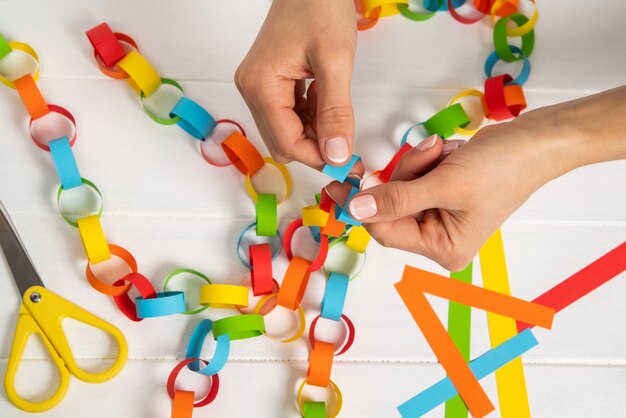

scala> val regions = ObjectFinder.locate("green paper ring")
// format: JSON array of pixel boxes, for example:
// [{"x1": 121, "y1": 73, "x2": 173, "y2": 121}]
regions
[
  {"x1": 323, "y1": 235, "x2": 367, "y2": 282},
  {"x1": 139, "y1": 78, "x2": 185, "y2": 125},
  {"x1": 493, "y1": 13, "x2": 535, "y2": 63},
  {"x1": 397, "y1": 0, "x2": 443, "y2": 21},
  {"x1": 163, "y1": 268, "x2": 213, "y2": 315},
  {"x1": 212, "y1": 314, "x2": 265, "y2": 341},
  {"x1": 56, "y1": 178, "x2": 104, "y2": 227}
]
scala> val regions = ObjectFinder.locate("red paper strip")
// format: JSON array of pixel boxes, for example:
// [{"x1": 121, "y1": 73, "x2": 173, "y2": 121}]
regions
[{"x1": 379, "y1": 143, "x2": 412, "y2": 183}]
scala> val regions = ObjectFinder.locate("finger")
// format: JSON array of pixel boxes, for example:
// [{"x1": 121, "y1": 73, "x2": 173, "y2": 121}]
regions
[
  {"x1": 390, "y1": 134, "x2": 444, "y2": 182},
  {"x1": 311, "y1": 52, "x2": 355, "y2": 166}
]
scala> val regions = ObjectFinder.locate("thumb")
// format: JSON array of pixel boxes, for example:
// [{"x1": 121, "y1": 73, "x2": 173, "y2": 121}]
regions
[
  {"x1": 313, "y1": 57, "x2": 355, "y2": 166},
  {"x1": 347, "y1": 175, "x2": 444, "y2": 223}
]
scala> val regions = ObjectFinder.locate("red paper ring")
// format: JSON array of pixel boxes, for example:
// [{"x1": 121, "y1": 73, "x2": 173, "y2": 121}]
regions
[
  {"x1": 309, "y1": 314, "x2": 356, "y2": 356},
  {"x1": 448, "y1": 0, "x2": 485, "y2": 24},
  {"x1": 85, "y1": 244, "x2": 137, "y2": 296},
  {"x1": 167, "y1": 358, "x2": 220, "y2": 407},
  {"x1": 112, "y1": 272, "x2": 158, "y2": 322},
  {"x1": 94, "y1": 33, "x2": 139, "y2": 80},
  {"x1": 28, "y1": 104, "x2": 77, "y2": 152},
  {"x1": 200, "y1": 119, "x2": 246, "y2": 168},
  {"x1": 283, "y1": 218, "x2": 329, "y2": 273}
]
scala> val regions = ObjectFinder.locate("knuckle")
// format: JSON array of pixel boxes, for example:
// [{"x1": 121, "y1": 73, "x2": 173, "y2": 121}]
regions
[
  {"x1": 271, "y1": 143, "x2": 293, "y2": 162},
  {"x1": 317, "y1": 105, "x2": 353, "y2": 127},
  {"x1": 386, "y1": 184, "x2": 411, "y2": 217}
]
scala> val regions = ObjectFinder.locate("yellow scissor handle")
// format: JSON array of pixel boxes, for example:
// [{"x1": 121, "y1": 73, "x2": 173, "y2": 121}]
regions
[
  {"x1": 22, "y1": 286, "x2": 128, "y2": 383},
  {"x1": 4, "y1": 305, "x2": 71, "y2": 412}
]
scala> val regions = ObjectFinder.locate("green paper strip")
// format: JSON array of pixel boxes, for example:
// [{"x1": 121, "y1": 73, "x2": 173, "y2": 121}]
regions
[
  {"x1": 423, "y1": 103, "x2": 470, "y2": 139},
  {"x1": 397, "y1": 0, "x2": 442, "y2": 21},
  {"x1": 256, "y1": 193, "x2": 277, "y2": 236},
  {"x1": 0, "y1": 34, "x2": 12, "y2": 59},
  {"x1": 315, "y1": 193, "x2": 321, "y2": 205},
  {"x1": 140, "y1": 78, "x2": 184, "y2": 125},
  {"x1": 493, "y1": 13, "x2": 535, "y2": 63},
  {"x1": 444, "y1": 262, "x2": 473, "y2": 418},
  {"x1": 303, "y1": 401, "x2": 327, "y2": 417},
  {"x1": 212, "y1": 314, "x2": 265, "y2": 341}
]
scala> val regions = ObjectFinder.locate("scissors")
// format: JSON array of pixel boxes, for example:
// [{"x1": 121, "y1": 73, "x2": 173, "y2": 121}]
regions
[{"x1": 0, "y1": 202, "x2": 127, "y2": 412}]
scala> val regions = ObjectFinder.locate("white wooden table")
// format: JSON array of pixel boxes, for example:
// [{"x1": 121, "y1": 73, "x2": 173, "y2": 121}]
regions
[{"x1": 0, "y1": 1, "x2": 625, "y2": 417}]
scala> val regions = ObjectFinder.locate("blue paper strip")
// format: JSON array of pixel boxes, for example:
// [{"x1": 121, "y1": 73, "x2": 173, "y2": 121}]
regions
[
  {"x1": 49, "y1": 136, "x2": 82, "y2": 190},
  {"x1": 185, "y1": 319, "x2": 231, "y2": 376},
  {"x1": 484, "y1": 46, "x2": 531, "y2": 86},
  {"x1": 170, "y1": 96, "x2": 217, "y2": 140},
  {"x1": 321, "y1": 272, "x2": 349, "y2": 321},
  {"x1": 397, "y1": 329, "x2": 538, "y2": 417},
  {"x1": 336, "y1": 186, "x2": 362, "y2": 226},
  {"x1": 322, "y1": 154, "x2": 361, "y2": 183},
  {"x1": 136, "y1": 291, "x2": 186, "y2": 318}
]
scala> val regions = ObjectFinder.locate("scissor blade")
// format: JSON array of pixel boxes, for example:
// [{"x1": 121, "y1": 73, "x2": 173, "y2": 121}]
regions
[{"x1": 0, "y1": 202, "x2": 44, "y2": 297}]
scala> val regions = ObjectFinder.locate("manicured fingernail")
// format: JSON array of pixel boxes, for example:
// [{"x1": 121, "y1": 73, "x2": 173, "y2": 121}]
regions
[
  {"x1": 416, "y1": 134, "x2": 439, "y2": 151},
  {"x1": 348, "y1": 173, "x2": 363, "y2": 180},
  {"x1": 325, "y1": 137, "x2": 350, "y2": 163},
  {"x1": 442, "y1": 142, "x2": 459, "y2": 155},
  {"x1": 349, "y1": 194, "x2": 377, "y2": 220}
]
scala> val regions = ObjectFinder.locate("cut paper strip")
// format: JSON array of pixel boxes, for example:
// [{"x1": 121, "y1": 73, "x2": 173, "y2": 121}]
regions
[
  {"x1": 322, "y1": 154, "x2": 361, "y2": 183},
  {"x1": 425, "y1": 0, "x2": 463, "y2": 10},
  {"x1": 336, "y1": 187, "x2": 362, "y2": 226},
  {"x1": 503, "y1": 84, "x2": 527, "y2": 116},
  {"x1": 0, "y1": 34, "x2": 11, "y2": 59},
  {"x1": 249, "y1": 243, "x2": 274, "y2": 296},
  {"x1": 162, "y1": 268, "x2": 212, "y2": 315},
  {"x1": 0, "y1": 40, "x2": 41, "y2": 88},
  {"x1": 93, "y1": 32, "x2": 139, "y2": 80},
  {"x1": 309, "y1": 314, "x2": 356, "y2": 356},
  {"x1": 253, "y1": 293, "x2": 306, "y2": 343},
  {"x1": 445, "y1": 262, "x2": 473, "y2": 418},
  {"x1": 245, "y1": 157, "x2": 292, "y2": 203},
  {"x1": 494, "y1": 13, "x2": 535, "y2": 62},
  {"x1": 277, "y1": 256, "x2": 312, "y2": 310},
  {"x1": 394, "y1": 266, "x2": 555, "y2": 417},
  {"x1": 136, "y1": 291, "x2": 186, "y2": 318},
  {"x1": 484, "y1": 46, "x2": 531, "y2": 86},
  {"x1": 323, "y1": 235, "x2": 367, "y2": 282},
  {"x1": 448, "y1": 0, "x2": 485, "y2": 24},
  {"x1": 76, "y1": 215, "x2": 111, "y2": 264},
  {"x1": 112, "y1": 273, "x2": 158, "y2": 322},
  {"x1": 490, "y1": 0, "x2": 519, "y2": 16},
  {"x1": 256, "y1": 194, "x2": 278, "y2": 236},
  {"x1": 283, "y1": 218, "x2": 329, "y2": 272},
  {"x1": 86, "y1": 244, "x2": 136, "y2": 296},
  {"x1": 321, "y1": 272, "x2": 349, "y2": 321},
  {"x1": 167, "y1": 358, "x2": 220, "y2": 407},
  {"x1": 297, "y1": 378, "x2": 343, "y2": 418},
  {"x1": 200, "y1": 119, "x2": 245, "y2": 167},
  {"x1": 492, "y1": 0, "x2": 538, "y2": 36},
  {"x1": 57, "y1": 177, "x2": 103, "y2": 227},
  {"x1": 29, "y1": 104, "x2": 77, "y2": 152},
  {"x1": 199, "y1": 284, "x2": 249, "y2": 308},
  {"x1": 518, "y1": 241, "x2": 626, "y2": 331},
  {"x1": 479, "y1": 228, "x2": 531, "y2": 418},
  {"x1": 484, "y1": 74, "x2": 521, "y2": 121},
  {"x1": 423, "y1": 103, "x2": 470, "y2": 139},
  {"x1": 303, "y1": 401, "x2": 326, "y2": 418},
  {"x1": 49, "y1": 137, "x2": 82, "y2": 190},
  {"x1": 321, "y1": 205, "x2": 347, "y2": 237},
  {"x1": 397, "y1": 0, "x2": 441, "y2": 21},
  {"x1": 302, "y1": 205, "x2": 330, "y2": 227},
  {"x1": 362, "y1": 0, "x2": 407, "y2": 17},
  {"x1": 379, "y1": 143, "x2": 411, "y2": 183},
  {"x1": 13, "y1": 74, "x2": 49, "y2": 120},
  {"x1": 141, "y1": 78, "x2": 185, "y2": 125},
  {"x1": 307, "y1": 341, "x2": 335, "y2": 387},
  {"x1": 222, "y1": 131, "x2": 265, "y2": 176},
  {"x1": 185, "y1": 319, "x2": 231, "y2": 377},
  {"x1": 171, "y1": 390, "x2": 194, "y2": 418},
  {"x1": 116, "y1": 50, "x2": 162, "y2": 96},
  {"x1": 170, "y1": 96, "x2": 216, "y2": 140},
  {"x1": 397, "y1": 329, "x2": 538, "y2": 418},
  {"x1": 236, "y1": 222, "x2": 283, "y2": 268},
  {"x1": 319, "y1": 188, "x2": 333, "y2": 212},
  {"x1": 85, "y1": 23, "x2": 126, "y2": 68},
  {"x1": 345, "y1": 225, "x2": 370, "y2": 253},
  {"x1": 448, "y1": 89, "x2": 486, "y2": 136},
  {"x1": 212, "y1": 314, "x2": 265, "y2": 341}
]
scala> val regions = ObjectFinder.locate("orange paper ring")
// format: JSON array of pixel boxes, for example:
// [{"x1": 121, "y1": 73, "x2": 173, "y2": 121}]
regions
[
  {"x1": 13, "y1": 74, "x2": 49, "y2": 120},
  {"x1": 503, "y1": 84, "x2": 527, "y2": 115},
  {"x1": 307, "y1": 340, "x2": 335, "y2": 387},
  {"x1": 85, "y1": 244, "x2": 138, "y2": 296},
  {"x1": 277, "y1": 256, "x2": 311, "y2": 310},
  {"x1": 95, "y1": 33, "x2": 139, "y2": 80},
  {"x1": 221, "y1": 131, "x2": 265, "y2": 176}
]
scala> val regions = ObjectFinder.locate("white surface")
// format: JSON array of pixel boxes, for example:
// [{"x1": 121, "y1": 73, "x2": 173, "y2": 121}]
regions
[{"x1": 0, "y1": 1, "x2": 625, "y2": 417}]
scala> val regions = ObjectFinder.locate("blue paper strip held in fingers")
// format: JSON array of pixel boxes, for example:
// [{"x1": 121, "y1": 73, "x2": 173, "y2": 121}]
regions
[
  {"x1": 185, "y1": 319, "x2": 231, "y2": 376},
  {"x1": 170, "y1": 96, "x2": 217, "y2": 140},
  {"x1": 136, "y1": 291, "x2": 186, "y2": 318},
  {"x1": 321, "y1": 272, "x2": 349, "y2": 321},
  {"x1": 49, "y1": 136, "x2": 82, "y2": 189},
  {"x1": 322, "y1": 154, "x2": 361, "y2": 183},
  {"x1": 397, "y1": 329, "x2": 538, "y2": 418}
]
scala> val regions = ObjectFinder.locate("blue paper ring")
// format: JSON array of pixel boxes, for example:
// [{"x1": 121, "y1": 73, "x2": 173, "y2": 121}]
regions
[
  {"x1": 484, "y1": 46, "x2": 531, "y2": 86},
  {"x1": 185, "y1": 319, "x2": 231, "y2": 376},
  {"x1": 322, "y1": 154, "x2": 362, "y2": 183},
  {"x1": 135, "y1": 291, "x2": 186, "y2": 318},
  {"x1": 236, "y1": 222, "x2": 283, "y2": 268},
  {"x1": 169, "y1": 96, "x2": 217, "y2": 140},
  {"x1": 49, "y1": 136, "x2": 82, "y2": 190},
  {"x1": 321, "y1": 272, "x2": 349, "y2": 321}
]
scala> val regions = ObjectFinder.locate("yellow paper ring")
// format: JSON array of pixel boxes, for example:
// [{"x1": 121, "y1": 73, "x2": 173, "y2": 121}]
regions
[
  {"x1": 297, "y1": 378, "x2": 343, "y2": 418},
  {"x1": 116, "y1": 50, "x2": 162, "y2": 97},
  {"x1": 362, "y1": 0, "x2": 407, "y2": 17},
  {"x1": 491, "y1": 0, "x2": 538, "y2": 37},
  {"x1": 253, "y1": 293, "x2": 305, "y2": 343},
  {"x1": 199, "y1": 283, "x2": 249, "y2": 309},
  {"x1": 245, "y1": 157, "x2": 292, "y2": 204},
  {"x1": 0, "y1": 42, "x2": 41, "y2": 89},
  {"x1": 447, "y1": 89, "x2": 486, "y2": 136}
]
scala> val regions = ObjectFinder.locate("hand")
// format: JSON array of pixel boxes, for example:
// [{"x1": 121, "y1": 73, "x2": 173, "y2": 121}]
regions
[
  {"x1": 235, "y1": 0, "x2": 363, "y2": 174},
  {"x1": 328, "y1": 116, "x2": 569, "y2": 271}
]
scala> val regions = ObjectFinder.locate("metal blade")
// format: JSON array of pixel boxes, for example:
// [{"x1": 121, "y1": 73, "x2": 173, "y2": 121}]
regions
[{"x1": 0, "y1": 201, "x2": 44, "y2": 296}]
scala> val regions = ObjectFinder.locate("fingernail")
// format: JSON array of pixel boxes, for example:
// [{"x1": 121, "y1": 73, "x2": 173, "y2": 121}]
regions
[
  {"x1": 349, "y1": 194, "x2": 377, "y2": 220},
  {"x1": 442, "y1": 142, "x2": 459, "y2": 155},
  {"x1": 325, "y1": 137, "x2": 350, "y2": 163},
  {"x1": 348, "y1": 173, "x2": 363, "y2": 180},
  {"x1": 416, "y1": 134, "x2": 439, "y2": 151}
]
